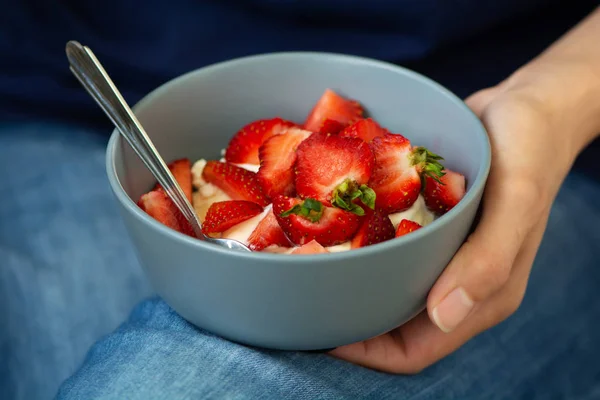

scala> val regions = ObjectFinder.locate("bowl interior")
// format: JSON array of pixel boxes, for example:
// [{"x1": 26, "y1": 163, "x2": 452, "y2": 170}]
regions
[{"x1": 112, "y1": 53, "x2": 488, "y2": 214}]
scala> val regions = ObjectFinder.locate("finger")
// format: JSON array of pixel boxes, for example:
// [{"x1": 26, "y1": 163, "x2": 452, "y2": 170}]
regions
[
  {"x1": 426, "y1": 175, "x2": 542, "y2": 334},
  {"x1": 331, "y1": 222, "x2": 545, "y2": 374},
  {"x1": 464, "y1": 217, "x2": 548, "y2": 331},
  {"x1": 465, "y1": 87, "x2": 502, "y2": 117},
  {"x1": 329, "y1": 311, "x2": 429, "y2": 375},
  {"x1": 330, "y1": 304, "x2": 488, "y2": 374}
]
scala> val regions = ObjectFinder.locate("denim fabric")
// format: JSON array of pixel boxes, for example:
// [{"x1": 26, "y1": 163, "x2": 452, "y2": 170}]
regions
[
  {"x1": 1, "y1": 123, "x2": 600, "y2": 399},
  {"x1": 55, "y1": 169, "x2": 600, "y2": 400},
  {"x1": 0, "y1": 123, "x2": 153, "y2": 400}
]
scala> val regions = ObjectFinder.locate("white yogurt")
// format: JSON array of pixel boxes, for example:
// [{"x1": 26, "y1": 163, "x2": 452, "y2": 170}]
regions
[
  {"x1": 222, "y1": 205, "x2": 271, "y2": 243},
  {"x1": 191, "y1": 159, "x2": 231, "y2": 222},
  {"x1": 234, "y1": 163, "x2": 260, "y2": 173},
  {"x1": 388, "y1": 195, "x2": 435, "y2": 229},
  {"x1": 191, "y1": 159, "x2": 208, "y2": 187}
]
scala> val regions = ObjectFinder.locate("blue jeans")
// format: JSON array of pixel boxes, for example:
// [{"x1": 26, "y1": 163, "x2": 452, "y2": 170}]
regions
[{"x1": 2, "y1": 123, "x2": 599, "y2": 400}]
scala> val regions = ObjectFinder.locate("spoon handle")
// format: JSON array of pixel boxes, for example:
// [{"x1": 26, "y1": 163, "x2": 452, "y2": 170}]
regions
[{"x1": 65, "y1": 40, "x2": 204, "y2": 238}]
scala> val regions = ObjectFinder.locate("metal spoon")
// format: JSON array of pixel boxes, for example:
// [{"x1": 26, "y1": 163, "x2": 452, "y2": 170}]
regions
[{"x1": 65, "y1": 40, "x2": 251, "y2": 252}]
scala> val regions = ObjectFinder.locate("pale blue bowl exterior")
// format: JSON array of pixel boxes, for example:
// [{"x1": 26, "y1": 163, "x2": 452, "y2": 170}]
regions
[{"x1": 106, "y1": 52, "x2": 490, "y2": 350}]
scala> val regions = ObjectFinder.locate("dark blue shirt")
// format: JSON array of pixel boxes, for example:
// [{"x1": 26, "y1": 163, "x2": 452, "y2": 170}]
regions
[{"x1": 1, "y1": 0, "x2": 597, "y2": 171}]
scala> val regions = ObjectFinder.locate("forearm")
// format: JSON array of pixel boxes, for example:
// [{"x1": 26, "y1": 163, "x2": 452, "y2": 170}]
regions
[{"x1": 501, "y1": 6, "x2": 600, "y2": 155}]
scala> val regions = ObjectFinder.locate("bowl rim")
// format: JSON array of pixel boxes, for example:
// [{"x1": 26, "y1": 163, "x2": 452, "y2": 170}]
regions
[{"x1": 105, "y1": 51, "x2": 491, "y2": 263}]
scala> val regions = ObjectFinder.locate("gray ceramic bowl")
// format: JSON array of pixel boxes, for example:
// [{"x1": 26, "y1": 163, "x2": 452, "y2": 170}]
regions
[{"x1": 106, "y1": 52, "x2": 490, "y2": 351}]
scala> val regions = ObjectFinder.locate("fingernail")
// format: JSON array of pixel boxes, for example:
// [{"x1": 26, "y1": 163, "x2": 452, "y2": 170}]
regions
[{"x1": 431, "y1": 287, "x2": 474, "y2": 333}]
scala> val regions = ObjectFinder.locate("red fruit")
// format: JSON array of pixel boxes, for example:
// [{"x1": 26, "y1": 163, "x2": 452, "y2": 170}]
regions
[
  {"x1": 395, "y1": 219, "x2": 423, "y2": 237},
  {"x1": 247, "y1": 209, "x2": 292, "y2": 251},
  {"x1": 351, "y1": 209, "x2": 395, "y2": 249},
  {"x1": 257, "y1": 127, "x2": 312, "y2": 198},
  {"x1": 224, "y1": 118, "x2": 297, "y2": 165},
  {"x1": 154, "y1": 158, "x2": 193, "y2": 202},
  {"x1": 318, "y1": 119, "x2": 346, "y2": 134},
  {"x1": 273, "y1": 196, "x2": 361, "y2": 247},
  {"x1": 339, "y1": 118, "x2": 389, "y2": 143},
  {"x1": 369, "y1": 133, "x2": 445, "y2": 213},
  {"x1": 291, "y1": 240, "x2": 329, "y2": 255},
  {"x1": 295, "y1": 133, "x2": 376, "y2": 215},
  {"x1": 202, "y1": 161, "x2": 270, "y2": 206},
  {"x1": 202, "y1": 200, "x2": 263, "y2": 234},
  {"x1": 423, "y1": 169, "x2": 466, "y2": 215},
  {"x1": 304, "y1": 89, "x2": 363, "y2": 132},
  {"x1": 369, "y1": 134, "x2": 419, "y2": 213},
  {"x1": 138, "y1": 190, "x2": 194, "y2": 237}
]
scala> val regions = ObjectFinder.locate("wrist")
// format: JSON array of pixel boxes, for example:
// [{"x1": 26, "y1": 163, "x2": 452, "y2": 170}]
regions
[{"x1": 500, "y1": 58, "x2": 600, "y2": 156}]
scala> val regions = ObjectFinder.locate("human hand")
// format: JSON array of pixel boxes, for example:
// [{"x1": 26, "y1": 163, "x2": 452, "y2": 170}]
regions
[{"x1": 330, "y1": 82, "x2": 581, "y2": 373}]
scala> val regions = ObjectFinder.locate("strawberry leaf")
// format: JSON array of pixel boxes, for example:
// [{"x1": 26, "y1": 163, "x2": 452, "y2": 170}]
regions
[
  {"x1": 281, "y1": 198, "x2": 324, "y2": 223},
  {"x1": 334, "y1": 190, "x2": 365, "y2": 216},
  {"x1": 422, "y1": 164, "x2": 446, "y2": 186},
  {"x1": 347, "y1": 202, "x2": 366, "y2": 216},
  {"x1": 331, "y1": 179, "x2": 376, "y2": 216},
  {"x1": 411, "y1": 146, "x2": 446, "y2": 188},
  {"x1": 358, "y1": 185, "x2": 376, "y2": 210},
  {"x1": 334, "y1": 192, "x2": 350, "y2": 210}
]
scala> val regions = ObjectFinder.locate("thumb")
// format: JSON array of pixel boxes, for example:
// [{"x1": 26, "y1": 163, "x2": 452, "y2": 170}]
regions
[
  {"x1": 426, "y1": 177, "x2": 540, "y2": 333},
  {"x1": 465, "y1": 86, "x2": 503, "y2": 117}
]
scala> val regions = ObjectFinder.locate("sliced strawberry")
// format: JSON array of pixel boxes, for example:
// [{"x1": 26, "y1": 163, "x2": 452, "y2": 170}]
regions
[
  {"x1": 395, "y1": 219, "x2": 423, "y2": 237},
  {"x1": 202, "y1": 161, "x2": 270, "y2": 206},
  {"x1": 291, "y1": 240, "x2": 329, "y2": 255},
  {"x1": 351, "y1": 209, "x2": 395, "y2": 249},
  {"x1": 247, "y1": 209, "x2": 292, "y2": 251},
  {"x1": 224, "y1": 118, "x2": 297, "y2": 165},
  {"x1": 202, "y1": 200, "x2": 263, "y2": 234},
  {"x1": 339, "y1": 118, "x2": 389, "y2": 143},
  {"x1": 154, "y1": 158, "x2": 193, "y2": 202},
  {"x1": 369, "y1": 134, "x2": 420, "y2": 213},
  {"x1": 423, "y1": 169, "x2": 466, "y2": 215},
  {"x1": 138, "y1": 190, "x2": 194, "y2": 237},
  {"x1": 318, "y1": 119, "x2": 346, "y2": 134},
  {"x1": 369, "y1": 133, "x2": 445, "y2": 213},
  {"x1": 304, "y1": 89, "x2": 363, "y2": 132},
  {"x1": 273, "y1": 196, "x2": 361, "y2": 247},
  {"x1": 295, "y1": 133, "x2": 376, "y2": 215},
  {"x1": 257, "y1": 127, "x2": 312, "y2": 198}
]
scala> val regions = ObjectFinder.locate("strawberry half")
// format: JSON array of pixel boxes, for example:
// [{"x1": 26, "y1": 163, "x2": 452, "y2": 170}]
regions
[
  {"x1": 350, "y1": 208, "x2": 395, "y2": 249},
  {"x1": 423, "y1": 169, "x2": 466, "y2": 215},
  {"x1": 339, "y1": 118, "x2": 389, "y2": 143},
  {"x1": 202, "y1": 200, "x2": 263, "y2": 234},
  {"x1": 247, "y1": 209, "x2": 292, "y2": 251},
  {"x1": 154, "y1": 158, "x2": 193, "y2": 202},
  {"x1": 369, "y1": 133, "x2": 445, "y2": 214},
  {"x1": 304, "y1": 89, "x2": 363, "y2": 132},
  {"x1": 273, "y1": 196, "x2": 361, "y2": 247},
  {"x1": 225, "y1": 118, "x2": 297, "y2": 165},
  {"x1": 138, "y1": 190, "x2": 194, "y2": 237},
  {"x1": 291, "y1": 240, "x2": 329, "y2": 255},
  {"x1": 395, "y1": 219, "x2": 423, "y2": 237},
  {"x1": 257, "y1": 127, "x2": 312, "y2": 198},
  {"x1": 318, "y1": 119, "x2": 346, "y2": 134},
  {"x1": 295, "y1": 133, "x2": 376, "y2": 215},
  {"x1": 202, "y1": 161, "x2": 270, "y2": 206}
]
